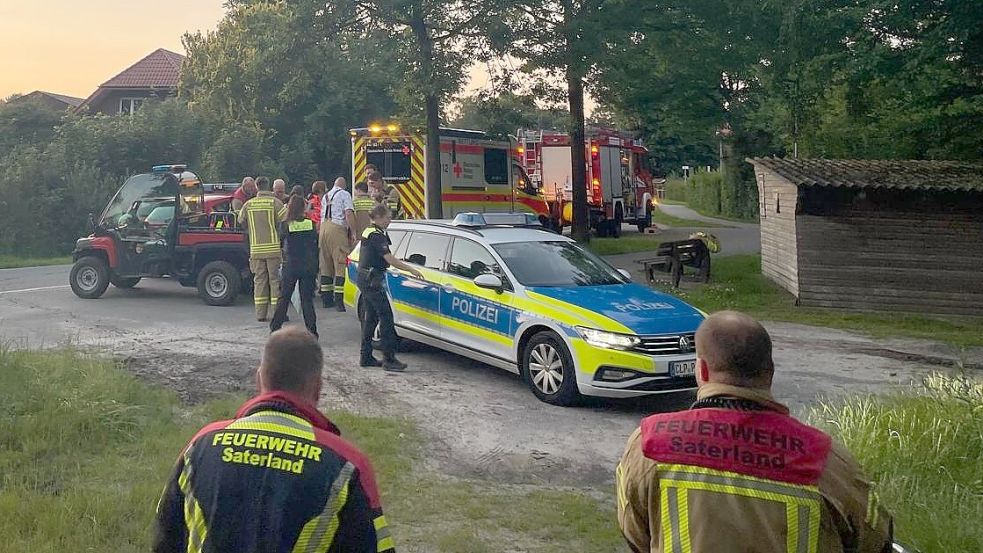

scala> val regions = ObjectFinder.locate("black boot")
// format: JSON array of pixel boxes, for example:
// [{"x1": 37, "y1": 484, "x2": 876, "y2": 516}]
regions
[
  {"x1": 335, "y1": 293, "x2": 346, "y2": 312},
  {"x1": 382, "y1": 357, "x2": 407, "y2": 372},
  {"x1": 360, "y1": 356, "x2": 382, "y2": 367}
]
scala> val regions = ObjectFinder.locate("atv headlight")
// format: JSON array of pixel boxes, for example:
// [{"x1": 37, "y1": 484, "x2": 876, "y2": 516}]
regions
[{"x1": 576, "y1": 327, "x2": 641, "y2": 350}]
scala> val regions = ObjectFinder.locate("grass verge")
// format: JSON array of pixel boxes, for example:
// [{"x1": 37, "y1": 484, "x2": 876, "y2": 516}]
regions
[
  {"x1": 659, "y1": 255, "x2": 983, "y2": 348},
  {"x1": 813, "y1": 373, "x2": 983, "y2": 552},
  {"x1": 649, "y1": 204, "x2": 723, "y2": 228},
  {"x1": 0, "y1": 255, "x2": 72, "y2": 269},
  {"x1": 0, "y1": 347, "x2": 621, "y2": 553}
]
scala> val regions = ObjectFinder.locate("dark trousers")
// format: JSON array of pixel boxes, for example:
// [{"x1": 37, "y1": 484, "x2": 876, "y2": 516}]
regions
[
  {"x1": 358, "y1": 274, "x2": 397, "y2": 361},
  {"x1": 271, "y1": 268, "x2": 317, "y2": 336}
]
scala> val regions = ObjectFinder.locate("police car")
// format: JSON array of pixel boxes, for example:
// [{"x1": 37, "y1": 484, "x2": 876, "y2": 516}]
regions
[{"x1": 344, "y1": 213, "x2": 705, "y2": 406}]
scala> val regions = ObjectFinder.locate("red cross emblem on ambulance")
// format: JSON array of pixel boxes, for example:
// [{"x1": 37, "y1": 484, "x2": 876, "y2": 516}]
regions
[{"x1": 453, "y1": 162, "x2": 463, "y2": 178}]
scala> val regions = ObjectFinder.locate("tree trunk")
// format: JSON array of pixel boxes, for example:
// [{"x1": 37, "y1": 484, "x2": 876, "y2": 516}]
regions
[
  {"x1": 410, "y1": 12, "x2": 443, "y2": 219},
  {"x1": 423, "y1": 94, "x2": 442, "y2": 219},
  {"x1": 567, "y1": 66, "x2": 589, "y2": 242}
]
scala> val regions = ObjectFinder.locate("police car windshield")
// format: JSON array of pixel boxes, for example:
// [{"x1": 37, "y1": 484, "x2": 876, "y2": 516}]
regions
[{"x1": 493, "y1": 241, "x2": 627, "y2": 287}]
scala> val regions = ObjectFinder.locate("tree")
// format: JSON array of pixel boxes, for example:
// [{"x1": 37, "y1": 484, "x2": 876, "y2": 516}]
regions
[
  {"x1": 0, "y1": 96, "x2": 67, "y2": 161},
  {"x1": 336, "y1": 0, "x2": 500, "y2": 219},
  {"x1": 502, "y1": 0, "x2": 617, "y2": 241},
  {"x1": 451, "y1": 90, "x2": 568, "y2": 139},
  {"x1": 182, "y1": 1, "x2": 403, "y2": 182}
]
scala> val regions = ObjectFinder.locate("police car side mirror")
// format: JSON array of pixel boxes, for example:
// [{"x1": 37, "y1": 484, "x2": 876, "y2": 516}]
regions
[
  {"x1": 617, "y1": 268, "x2": 633, "y2": 282},
  {"x1": 474, "y1": 273, "x2": 504, "y2": 293}
]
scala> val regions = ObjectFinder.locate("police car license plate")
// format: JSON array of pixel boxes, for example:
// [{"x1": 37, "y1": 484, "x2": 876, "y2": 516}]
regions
[{"x1": 670, "y1": 360, "x2": 696, "y2": 377}]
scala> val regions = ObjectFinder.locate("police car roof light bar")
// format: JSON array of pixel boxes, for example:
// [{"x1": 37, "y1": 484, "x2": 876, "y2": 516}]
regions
[
  {"x1": 152, "y1": 164, "x2": 188, "y2": 174},
  {"x1": 452, "y1": 213, "x2": 487, "y2": 227}
]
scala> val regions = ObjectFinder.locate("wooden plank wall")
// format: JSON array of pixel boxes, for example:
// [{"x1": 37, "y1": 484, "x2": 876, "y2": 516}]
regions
[
  {"x1": 755, "y1": 168, "x2": 800, "y2": 296},
  {"x1": 796, "y1": 206, "x2": 983, "y2": 316}
]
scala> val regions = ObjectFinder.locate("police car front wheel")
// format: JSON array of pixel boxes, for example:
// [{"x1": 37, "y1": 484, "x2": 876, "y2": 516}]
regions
[{"x1": 522, "y1": 332, "x2": 581, "y2": 406}]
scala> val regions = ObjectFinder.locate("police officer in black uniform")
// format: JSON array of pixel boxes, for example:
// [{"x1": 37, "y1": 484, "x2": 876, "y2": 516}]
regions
[
  {"x1": 358, "y1": 204, "x2": 422, "y2": 371},
  {"x1": 270, "y1": 194, "x2": 319, "y2": 337}
]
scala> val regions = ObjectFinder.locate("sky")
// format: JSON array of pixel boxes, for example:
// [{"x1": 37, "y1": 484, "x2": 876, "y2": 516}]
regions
[
  {"x1": 0, "y1": 0, "x2": 576, "y2": 111},
  {"x1": 0, "y1": 0, "x2": 227, "y2": 100}
]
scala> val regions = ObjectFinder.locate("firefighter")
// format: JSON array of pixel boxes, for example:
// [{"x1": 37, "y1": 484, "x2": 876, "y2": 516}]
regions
[
  {"x1": 353, "y1": 181, "x2": 374, "y2": 239},
  {"x1": 319, "y1": 177, "x2": 355, "y2": 311},
  {"x1": 367, "y1": 171, "x2": 401, "y2": 219},
  {"x1": 153, "y1": 327, "x2": 395, "y2": 553},
  {"x1": 231, "y1": 176, "x2": 257, "y2": 212},
  {"x1": 357, "y1": 204, "x2": 422, "y2": 371},
  {"x1": 238, "y1": 176, "x2": 287, "y2": 321},
  {"x1": 616, "y1": 311, "x2": 893, "y2": 553},
  {"x1": 270, "y1": 194, "x2": 319, "y2": 337}
]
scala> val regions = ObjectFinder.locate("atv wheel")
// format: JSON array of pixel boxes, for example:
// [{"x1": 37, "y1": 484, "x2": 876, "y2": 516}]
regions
[
  {"x1": 70, "y1": 256, "x2": 110, "y2": 299},
  {"x1": 110, "y1": 276, "x2": 141, "y2": 289},
  {"x1": 197, "y1": 261, "x2": 240, "y2": 306}
]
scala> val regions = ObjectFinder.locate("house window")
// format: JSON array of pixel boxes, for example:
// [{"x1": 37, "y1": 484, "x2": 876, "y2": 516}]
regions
[{"x1": 119, "y1": 98, "x2": 143, "y2": 115}]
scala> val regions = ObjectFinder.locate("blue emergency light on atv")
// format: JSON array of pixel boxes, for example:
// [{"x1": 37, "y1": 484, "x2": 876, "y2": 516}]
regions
[{"x1": 69, "y1": 165, "x2": 252, "y2": 306}]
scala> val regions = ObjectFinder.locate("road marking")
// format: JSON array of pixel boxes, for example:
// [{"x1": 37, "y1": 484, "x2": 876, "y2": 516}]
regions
[{"x1": 0, "y1": 285, "x2": 71, "y2": 296}]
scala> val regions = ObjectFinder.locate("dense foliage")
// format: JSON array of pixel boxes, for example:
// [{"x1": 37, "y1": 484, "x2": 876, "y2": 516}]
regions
[{"x1": 2, "y1": 0, "x2": 980, "y2": 253}]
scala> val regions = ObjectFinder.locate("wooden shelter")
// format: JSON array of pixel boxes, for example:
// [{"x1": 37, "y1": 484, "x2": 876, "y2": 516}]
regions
[{"x1": 747, "y1": 158, "x2": 983, "y2": 316}]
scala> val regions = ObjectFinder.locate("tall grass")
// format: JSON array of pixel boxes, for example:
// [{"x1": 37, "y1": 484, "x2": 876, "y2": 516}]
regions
[
  {"x1": 0, "y1": 347, "x2": 621, "y2": 552},
  {"x1": 813, "y1": 374, "x2": 983, "y2": 553}
]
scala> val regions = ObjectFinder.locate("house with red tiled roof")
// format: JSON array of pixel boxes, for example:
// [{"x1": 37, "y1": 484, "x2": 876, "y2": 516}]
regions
[
  {"x1": 76, "y1": 48, "x2": 185, "y2": 115},
  {"x1": 8, "y1": 90, "x2": 84, "y2": 110}
]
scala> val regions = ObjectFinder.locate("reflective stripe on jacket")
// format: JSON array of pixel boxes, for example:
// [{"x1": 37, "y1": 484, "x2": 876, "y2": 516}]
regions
[
  {"x1": 616, "y1": 383, "x2": 893, "y2": 553},
  {"x1": 153, "y1": 391, "x2": 395, "y2": 553},
  {"x1": 238, "y1": 192, "x2": 286, "y2": 259}
]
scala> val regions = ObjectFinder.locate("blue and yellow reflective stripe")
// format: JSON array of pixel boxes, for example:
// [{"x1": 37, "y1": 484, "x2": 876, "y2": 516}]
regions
[
  {"x1": 291, "y1": 463, "x2": 354, "y2": 553},
  {"x1": 522, "y1": 291, "x2": 633, "y2": 333}
]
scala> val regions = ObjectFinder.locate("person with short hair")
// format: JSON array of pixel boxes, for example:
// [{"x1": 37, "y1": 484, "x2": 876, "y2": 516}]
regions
[
  {"x1": 307, "y1": 181, "x2": 327, "y2": 230},
  {"x1": 615, "y1": 311, "x2": 893, "y2": 553},
  {"x1": 270, "y1": 194, "x2": 319, "y2": 337},
  {"x1": 319, "y1": 177, "x2": 356, "y2": 311},
  {"x1": 273, "y1": 179, "x2": 287, "y2": 202},
  {"x1": 357, "y1": 205, "x2": 422, "y2": 371},
  {"x1": 153, "y1": 327, "x2": 395, "y2": 553},
  {"x1": 232, "y1": 177, "x2": 257, "y2": 212},
  {"x1": 238, "y1": 176, "x2": 287, "y2": 321}
]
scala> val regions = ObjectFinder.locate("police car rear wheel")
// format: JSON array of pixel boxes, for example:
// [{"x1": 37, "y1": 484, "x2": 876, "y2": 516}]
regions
[{"x1": 522, "y1": 332, "x2": 580, "y2": 406}]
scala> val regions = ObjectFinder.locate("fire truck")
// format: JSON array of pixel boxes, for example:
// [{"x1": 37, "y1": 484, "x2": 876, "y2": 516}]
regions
[
  {"x1": 516, "y1": 128, "x2": 655, "y2": 236},
  {"x1": 350, "y1": 125, "x2": 549, "y2": 221}
]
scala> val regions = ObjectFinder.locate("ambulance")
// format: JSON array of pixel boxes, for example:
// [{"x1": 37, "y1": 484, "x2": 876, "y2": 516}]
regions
[
  {"x1": 516, "y1": 128, "x2": 655, "y2": 236},
  {"x1": 349, "y1": 125, "x2": 549, "y2": 221}
]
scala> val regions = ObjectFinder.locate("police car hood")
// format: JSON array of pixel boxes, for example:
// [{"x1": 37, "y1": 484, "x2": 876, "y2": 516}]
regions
[{"x1": 526, "y1": 283, "x2": 704, "y2": 335}]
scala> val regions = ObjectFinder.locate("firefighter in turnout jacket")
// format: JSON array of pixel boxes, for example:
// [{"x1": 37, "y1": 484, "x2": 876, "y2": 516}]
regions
[
  {"x1": 154, "y1": 328, "x2": 395, "y2": 553},
  {"x1": 319, "y1": 177, "x2": 355, "y2": 311},
  {"x1": 238, "y1": 177, "x2": 287, "y2": 321},
  {"x1": 353, "y1": 181, "x2": 375, "y2": 240},
  {"x1": 616, "y1": 311, "x2": 893, "y2": 553}
]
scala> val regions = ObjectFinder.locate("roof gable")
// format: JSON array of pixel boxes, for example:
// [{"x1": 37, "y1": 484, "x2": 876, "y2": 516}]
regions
[
  {"x1": 748, "y1": 158, "x2": 983, "y2": 193},
  {"x1": 99, "y1": 48, "x2": 184, "y2": 89}
]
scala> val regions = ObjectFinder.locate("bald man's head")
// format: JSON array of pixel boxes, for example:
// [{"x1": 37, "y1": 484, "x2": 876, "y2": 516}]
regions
[
  {"x1": 333, "y1": 177, "x2": 347, "y2": 190},
  {"x1": 695, "y1": 311, "x2": 774, "y2": 388},
  {"x1": 258, "y1": 327, "x2": 323, "y2": 403}
]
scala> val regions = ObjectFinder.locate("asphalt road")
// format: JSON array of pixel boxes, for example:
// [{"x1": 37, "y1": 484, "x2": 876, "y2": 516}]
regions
[{"x1": 0, "y1": 257, "x2": 970, "y2": 487}]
